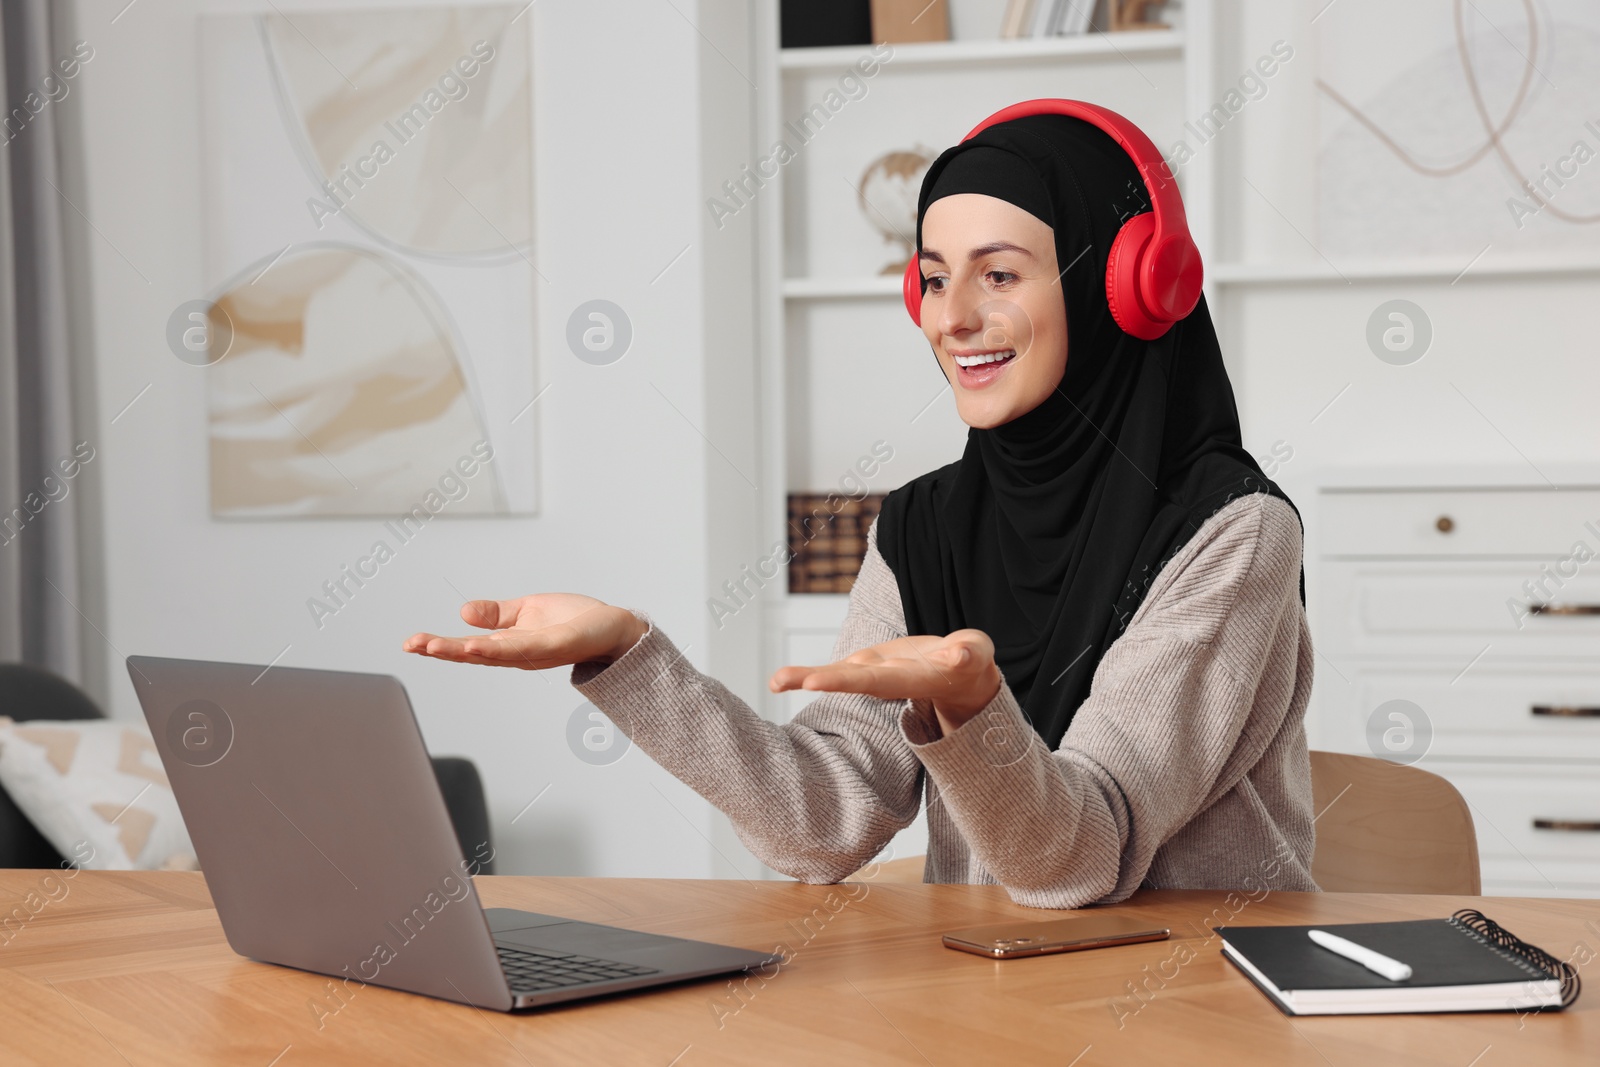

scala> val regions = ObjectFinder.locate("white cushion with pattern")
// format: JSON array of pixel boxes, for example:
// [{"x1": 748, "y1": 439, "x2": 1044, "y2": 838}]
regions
[{"x1": 0, "y1": 718, "x2": 197, "y2": 871}]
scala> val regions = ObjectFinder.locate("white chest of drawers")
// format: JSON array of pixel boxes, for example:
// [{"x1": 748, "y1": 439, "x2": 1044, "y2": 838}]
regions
[{"x1": 1315, "y1": 471, "x2": 1600, "y2": 897}]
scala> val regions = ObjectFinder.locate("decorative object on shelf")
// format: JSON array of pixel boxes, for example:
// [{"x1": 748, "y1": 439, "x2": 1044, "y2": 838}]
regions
[
  {"x1": 781, "y1": 0, "x2": 872, "y2": 48},
  {"x1": 1111, "y1": 0, "x2": 1169, "y2": 31},
  {"x1": 857, "y1": 147, "x2": 938, "y2": 275},
  {"x1": 871, "y1": 0, "x2": 950, "y2": 43},
  {"x1": 787, "y1": 493, "x2": 888, "y2": 593}
]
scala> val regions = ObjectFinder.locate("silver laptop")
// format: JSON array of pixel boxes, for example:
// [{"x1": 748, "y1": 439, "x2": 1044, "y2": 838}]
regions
[{"x1": 126, "y1": 655, "x2": 776, "y2": 1011}]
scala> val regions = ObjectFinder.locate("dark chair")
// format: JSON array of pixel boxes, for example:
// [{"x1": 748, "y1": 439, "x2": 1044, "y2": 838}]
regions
[
  {"x1": 0, "y1": 665, "x2": 102, "y2": 869},
  {"x1": 0, "y1": 663, "x2": 494, "y2": 874},
  {"x1": 430, "y1": 755, "x2": 494, "y2": 874}
]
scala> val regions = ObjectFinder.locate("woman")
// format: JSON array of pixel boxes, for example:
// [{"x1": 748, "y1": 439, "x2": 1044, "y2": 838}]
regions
[{"x1": 404, "y1": 107, "x2": 1317, "y2": 909}]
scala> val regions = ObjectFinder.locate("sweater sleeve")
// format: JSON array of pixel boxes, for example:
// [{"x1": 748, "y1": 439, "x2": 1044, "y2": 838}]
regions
[
  {"x1": 568, "y1": 528, "x2": 923, "y2": 883},
  {"x1": 898, "y1": 492, "x2": 1308, "y2": 909}
]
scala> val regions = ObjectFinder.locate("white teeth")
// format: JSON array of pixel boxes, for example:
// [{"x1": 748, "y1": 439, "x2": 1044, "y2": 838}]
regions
[{"x1": 954, "y1": 350, "x2": 1016, "y2": 368}]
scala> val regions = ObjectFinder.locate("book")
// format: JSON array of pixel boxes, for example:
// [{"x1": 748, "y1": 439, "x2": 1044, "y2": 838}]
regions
[
  {"x1": 1055, "y1": 0, "x2": 1095, "y2": 36},
  {"x1": 999, "y1": 0, "x2": 1034, "y2": 38},
  {"x1": 1216, "y1": 910, "x2": 1581, "y2": 1016},
  {"x1": 1027, "y1": 0, "x2": 1060, "y2": 36},
  {"x1": 780, "y1": 0, "x2": 872, "y2": 49},
  {"x1": 871, "y1": 0, "x2": 950, "y2": 43}
]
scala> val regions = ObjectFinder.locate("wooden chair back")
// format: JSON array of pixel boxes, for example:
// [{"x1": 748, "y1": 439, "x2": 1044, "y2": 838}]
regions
[
  {"x1": 842, "y1": 751, "x2": 1483, "y2": 895},
  {"x1": 1310, "y1": 750, "x2": 1481, "y2": 894}
]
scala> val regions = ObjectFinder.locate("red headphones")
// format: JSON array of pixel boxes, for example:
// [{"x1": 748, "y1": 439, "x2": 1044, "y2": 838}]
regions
[{"x1": 902, "y1": 99, "x2": 1203, "y2": 341}]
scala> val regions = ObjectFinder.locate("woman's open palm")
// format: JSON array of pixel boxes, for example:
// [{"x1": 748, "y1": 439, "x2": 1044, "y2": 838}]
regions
[
  {"x1": 769, "y1": 629, "x2": 1001, "y2": 722},
  {"x1": 403, "y1": 594, "x2": 645, "y2": 670}
]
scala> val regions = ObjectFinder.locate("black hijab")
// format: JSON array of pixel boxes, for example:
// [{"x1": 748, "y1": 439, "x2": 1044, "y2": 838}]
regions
[{"x1": 876, "y1": 113, "x2": 1305, "y2": 750}]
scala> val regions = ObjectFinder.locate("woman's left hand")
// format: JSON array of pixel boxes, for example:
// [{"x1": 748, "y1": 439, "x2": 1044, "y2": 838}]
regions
[{"x1": 769, "y1": 629, "x2": 1002, "y2": 735}]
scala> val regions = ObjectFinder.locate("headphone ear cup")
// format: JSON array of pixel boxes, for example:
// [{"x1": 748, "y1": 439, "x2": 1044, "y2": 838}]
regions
[
  {"x1": 1105, "y1": 213, "x2": 1169, "y2": 341},
  {"x1": 1147, "y1": 232, "x2": 1204, "y2": 323},
  {"x1": 902, "y1": 257, "x2": 923, "y2": 326}
]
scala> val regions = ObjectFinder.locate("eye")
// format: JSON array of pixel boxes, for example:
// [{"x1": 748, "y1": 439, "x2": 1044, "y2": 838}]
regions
[
  {"x1": 922, "y1": 274, "x2": 948, "y2": 294},
  {"x1": 985, "y1": 270, "x2": 1018, "y2": 287}
]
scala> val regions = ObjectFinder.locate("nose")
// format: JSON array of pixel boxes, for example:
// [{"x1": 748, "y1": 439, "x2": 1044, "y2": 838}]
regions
[{"x1": 937, "y1": 278, "x2": 983, "y2": 340}]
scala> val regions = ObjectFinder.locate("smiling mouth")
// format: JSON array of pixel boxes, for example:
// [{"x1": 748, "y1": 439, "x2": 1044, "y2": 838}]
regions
[{"x1": 953, "y1": 349, "x2": 1016, "y2": 368}]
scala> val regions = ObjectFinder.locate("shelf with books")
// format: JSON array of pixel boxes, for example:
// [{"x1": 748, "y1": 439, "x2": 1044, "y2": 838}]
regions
[{"x1": 778, "y1": 28, "x2": 1183, "y2": 72}]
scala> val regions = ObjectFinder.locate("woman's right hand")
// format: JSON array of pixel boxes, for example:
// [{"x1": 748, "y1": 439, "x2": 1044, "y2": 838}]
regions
[{"x1": 402, "y1": 594, "x2": 648, "y2": 670}]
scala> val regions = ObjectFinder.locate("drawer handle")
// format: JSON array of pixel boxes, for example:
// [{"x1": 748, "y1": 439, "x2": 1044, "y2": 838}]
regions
[
  {"x1": 1533, "y1": 819, "x2": 1600, "y2": 833},
  {"x1": 1528, "y1": 602, "x2": 1600, "y2": 617},
  {"x1": 1531, "y1": 705, "x2": 1600, "y2": 718},
  {"x1": 1435, "y1": 515, "x2": 1454, "y2": 533}
]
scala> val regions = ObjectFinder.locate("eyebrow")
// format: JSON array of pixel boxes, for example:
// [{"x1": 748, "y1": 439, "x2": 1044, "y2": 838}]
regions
[{"x1": 918, "y1": 241, "x2": 1036, "y2": 265}]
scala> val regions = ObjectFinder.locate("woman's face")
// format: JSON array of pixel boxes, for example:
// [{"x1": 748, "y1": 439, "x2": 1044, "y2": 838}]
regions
[{"x1": 918, "y1": 193, "x2": 1067, "y2": 430}]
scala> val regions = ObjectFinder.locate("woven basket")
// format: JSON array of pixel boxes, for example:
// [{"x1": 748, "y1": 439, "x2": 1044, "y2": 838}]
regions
[{"x1": 787, "y1": 493, "x2": 887, "y2": 593}]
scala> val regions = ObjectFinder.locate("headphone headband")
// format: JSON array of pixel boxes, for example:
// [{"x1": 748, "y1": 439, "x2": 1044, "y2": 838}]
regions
[{"x1": 958, "y1": 99, "x2": 1189, "y2": 250}]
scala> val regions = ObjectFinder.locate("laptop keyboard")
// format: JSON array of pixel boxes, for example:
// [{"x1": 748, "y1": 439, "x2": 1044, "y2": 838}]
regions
[{"x1": 497, "y1": 945, "x2": 660, "y2": 992}]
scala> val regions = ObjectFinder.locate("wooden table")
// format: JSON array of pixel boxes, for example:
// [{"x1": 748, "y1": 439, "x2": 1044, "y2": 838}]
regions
[{"x1": 0, "y1": 871, "x2": 1595, "y2": 1066}]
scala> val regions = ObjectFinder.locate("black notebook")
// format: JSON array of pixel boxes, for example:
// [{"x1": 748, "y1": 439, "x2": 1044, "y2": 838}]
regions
[{"x1": 1216, "y1": 910, "x2": 1581, "y2": 1016}]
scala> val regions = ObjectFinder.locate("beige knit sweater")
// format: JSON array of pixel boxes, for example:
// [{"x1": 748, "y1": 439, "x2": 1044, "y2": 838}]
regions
[{"x1": 571, "y1": 491, "x2": 1318, "y2": 909}]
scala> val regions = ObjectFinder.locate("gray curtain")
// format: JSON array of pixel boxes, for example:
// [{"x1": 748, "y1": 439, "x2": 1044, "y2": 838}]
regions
[{"x1": 0, "y1": 0, "x2": 98, "y2": 697}]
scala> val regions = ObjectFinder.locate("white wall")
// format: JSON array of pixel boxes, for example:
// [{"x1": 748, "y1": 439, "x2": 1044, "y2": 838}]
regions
[{"x1": 69, "y1": 0, "x2": 767, "y2": 878}]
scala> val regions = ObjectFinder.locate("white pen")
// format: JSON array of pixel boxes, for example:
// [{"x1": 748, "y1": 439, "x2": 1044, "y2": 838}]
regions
[{"x1": 1308, "y1": 929, "x2": 1413, "y2": 982}]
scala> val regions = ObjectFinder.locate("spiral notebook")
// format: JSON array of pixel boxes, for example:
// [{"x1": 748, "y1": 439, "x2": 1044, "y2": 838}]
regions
[{"x1": 1216, "y1": 910, "x2": 1582, "y2": 1016}]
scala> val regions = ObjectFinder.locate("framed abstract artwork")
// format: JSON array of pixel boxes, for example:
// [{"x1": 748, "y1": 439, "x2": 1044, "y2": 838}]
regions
[
  {"x1": 198, "y1": 5, "x2": 538, "y2": 517},
  {"x1": 1317, "y1": 1, "x2": 1600, "y2": 260}
]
